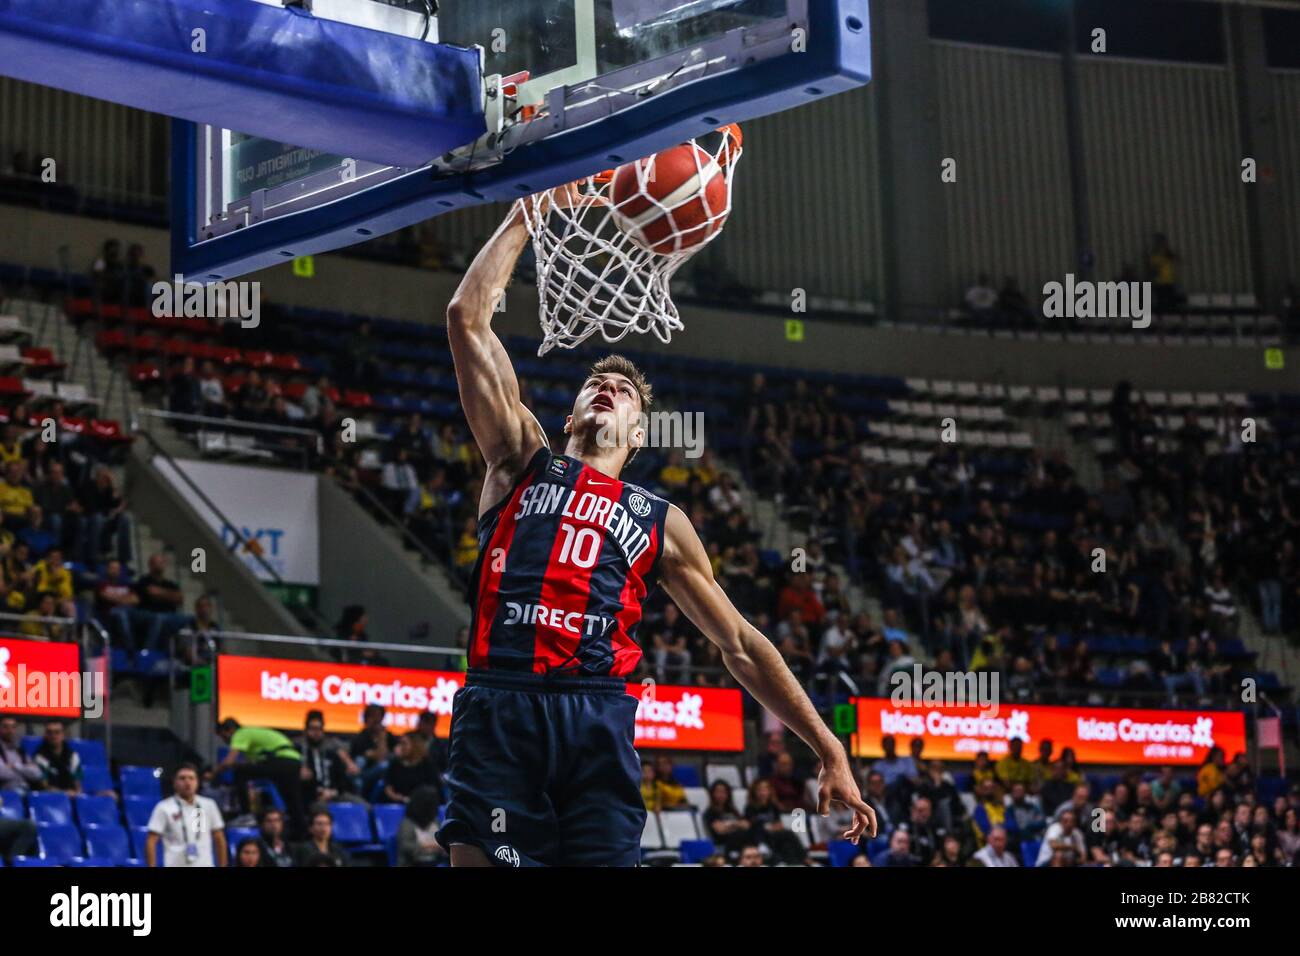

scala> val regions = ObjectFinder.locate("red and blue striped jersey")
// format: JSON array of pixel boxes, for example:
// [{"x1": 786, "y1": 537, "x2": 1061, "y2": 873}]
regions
[{"x1": 468, "y1": 448, "x2": 669, "y2": 677}]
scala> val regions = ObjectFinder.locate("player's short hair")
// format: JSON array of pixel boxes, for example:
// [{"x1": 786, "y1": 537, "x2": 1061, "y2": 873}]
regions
[{"x1": 587, "y1": 355, "x2": 652, "y2": 414}]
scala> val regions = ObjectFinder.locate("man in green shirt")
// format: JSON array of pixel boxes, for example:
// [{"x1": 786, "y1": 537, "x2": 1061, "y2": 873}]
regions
[{"x1": 212, "y1": 719, "x2": 306, "y2": 839}]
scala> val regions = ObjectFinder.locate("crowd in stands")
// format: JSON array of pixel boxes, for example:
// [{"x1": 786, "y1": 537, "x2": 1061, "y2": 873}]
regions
[
  {"x1": 670, "y1": 730, "x2": 1299, "y2": 867},
  {"x1": 0, "y1": 704, "x2": 451, "y2": 867},
  {"x1": 739, "y1": 369, "x2": 1297, "y2": 709}
]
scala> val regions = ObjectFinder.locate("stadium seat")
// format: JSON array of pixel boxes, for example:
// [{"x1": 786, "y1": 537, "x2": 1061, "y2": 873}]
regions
[
  {"x1": 677, "y1": 839, "x2": 716, "y2": 864},
  {"x1": 0, "y1": 790, "x2": 24, "y2": 816},
  {"x1": 373, "y1": 804, "x2": 406, "y2": 866},
  {"x1": 705, "y1": 763, "x2": 743, "y2": 792},
  {"x1": 67, "y1": 738, "x2": 108, "y2": 768},
  {"x1": 81, "y1": 765, "x2": 115, "y2": 796},
  {"x1": 12, "y1": 856, "x2": 56, "y2": 867},
  {"x1": 129, "y1": 826, "x2": 152, "y2": 864},
  {"x1": 682, "y1": 787, "x2": 709, "y2": 814},
  {"x1": 671, "y1": 765, "x2": 702, "y2": 787},
  {"x1": 75, "y1": 795, "x2": 120, "y2": 828},
  {"x1": 69, "y1": 856, "x2": 115, "y2": 867},
  {"x1": 1021, "y1": 840, "x2": 1042, "y2": 867},
  {"x1": 327, "y1": 802, "x2": 382, "y2": 852},
  {"x1": 640, "y1": 813, "x2": 664, "y2": 852},
  {"x1": 123, "y1": 796, "x2": 155, "y2": 829},
  {"x1": 118, "y1": 766, "x2": 163, "y2": 801},
  {"x1": 225, "y1": 826, "x2": 260, "y2": 862},
  {"x1": 657, "y1": 809, "x2": 699, "y2": 849},
  {"x1": 28, "y1": 791, "x2": 74, "y2": 826},
  {"x1": 253, "y1": 779, "x2": 287, "y2": 813},
  {"x1": 0, "y1": 801, "x2": 21, "y2": 822},
  {"x1": 83, "y1": 824, "x2": 143, "y2": 867},
  {"x1": 37, "y1": 823, "x2": 86, "y2": 864},
  {"x1": 827, "y1": 840, "x2": 862, "y2": 867}
]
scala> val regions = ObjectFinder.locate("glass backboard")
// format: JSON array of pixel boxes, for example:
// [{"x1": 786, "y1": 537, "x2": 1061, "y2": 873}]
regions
[{"x1": 174, "y1": 0, "x2": 871, "y2": 281}]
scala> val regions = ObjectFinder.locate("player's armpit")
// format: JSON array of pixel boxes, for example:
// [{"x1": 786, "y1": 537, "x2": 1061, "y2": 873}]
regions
[{"x1": 446, "y1": 207, "x2": 544, "y2": 471}]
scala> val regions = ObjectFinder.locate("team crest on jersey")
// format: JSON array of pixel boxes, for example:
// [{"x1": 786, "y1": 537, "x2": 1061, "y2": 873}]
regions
[
  {"x1": 495, "y1": 845, "x2": 521, "y2": 867},
  {"x1": 627, "y1": 491, "x2": 652, "y2": 517},
  {"x1": 548, "y1": 457, "x2": 570, "y2": 478}
]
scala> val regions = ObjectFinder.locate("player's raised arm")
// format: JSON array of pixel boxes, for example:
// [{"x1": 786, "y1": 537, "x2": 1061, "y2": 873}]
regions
[
  {"x1": 658, "y1": 505, "x2": 877, "y2": 842},
  {"x1": 445, "y1": 201, "x2": 545, "y2": 477}
]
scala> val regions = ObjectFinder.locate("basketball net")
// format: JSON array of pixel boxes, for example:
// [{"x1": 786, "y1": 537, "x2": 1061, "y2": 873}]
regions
[{"x1": 520, "y1": 125, "x2": 742, "y2": 355}]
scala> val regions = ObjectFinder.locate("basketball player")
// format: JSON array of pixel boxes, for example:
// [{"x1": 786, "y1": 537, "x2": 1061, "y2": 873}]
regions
[{"x1": 436, "y1": 188, "x2": 875, "y2": 867}]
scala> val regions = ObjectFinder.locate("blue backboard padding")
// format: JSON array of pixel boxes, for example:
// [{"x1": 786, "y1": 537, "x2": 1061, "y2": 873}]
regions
[
  {"x1": 174, "y1": 0, "x2": 871, "y2": 282},
  {"x1": 0, "y1": 0, "x2": 485, "y2": 168}
]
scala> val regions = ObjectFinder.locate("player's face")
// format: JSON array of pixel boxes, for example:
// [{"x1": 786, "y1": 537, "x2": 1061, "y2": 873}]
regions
[{"x1": 570, "y1": 373, "x2": 642, "y2": 448}]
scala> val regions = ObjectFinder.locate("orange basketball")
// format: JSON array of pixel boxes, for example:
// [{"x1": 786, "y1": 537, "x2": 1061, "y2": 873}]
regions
[{"x1": 609, "y1": 142, "x2": 729, "y2": 255}]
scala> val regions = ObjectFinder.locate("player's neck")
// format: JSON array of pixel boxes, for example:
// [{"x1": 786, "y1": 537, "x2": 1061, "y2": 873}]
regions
[{"x1": 563, "y1": 434, "x2": 628, "y2": 480}]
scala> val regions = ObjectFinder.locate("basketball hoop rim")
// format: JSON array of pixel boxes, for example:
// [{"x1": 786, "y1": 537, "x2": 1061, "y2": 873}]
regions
[{"x1": 587, "y1": 123, "x2": 743, "y2": 186}]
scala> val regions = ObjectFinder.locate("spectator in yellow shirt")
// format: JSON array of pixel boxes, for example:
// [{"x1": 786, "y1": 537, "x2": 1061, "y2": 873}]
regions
[
  {"x1": 20, "y1": 592, "x2": 67, "y2": 640},
  {"x1": 656, "y1": 756, "x2": 689, "y2": 809},
  {"x1": 1198, "y1": 747, "x2": 1226, "y2": 798},
  {"x1": 33, "y1": 547, "x2": 73, "y2": 595},
  {"x1": 452, "y1": 515, "x2": 479, "y2": 583},
  {"x1": 0, "y1": 424, "x2": 25, "y2": 464},
  {"x1": 995, "y1": 737, "x2": 1035, "y2": 790},
  {"x1": 971, "y1": 751, "x2": 996, "y2": 790},
  {"x1": 0, "y1": 461, "x2": 34, "y2": 525},
  {"x1": 657, "y1": 450, "x2": 690, "y2": 491}
]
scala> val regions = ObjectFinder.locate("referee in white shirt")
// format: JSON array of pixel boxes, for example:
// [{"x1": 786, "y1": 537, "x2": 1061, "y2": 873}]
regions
[{"x1": 145, "y1": 764, "x2": 227, "y2": 867}]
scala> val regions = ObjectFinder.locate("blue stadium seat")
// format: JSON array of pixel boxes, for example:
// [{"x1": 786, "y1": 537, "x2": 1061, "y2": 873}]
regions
[
  {"x1": 21, "y1": 735, "x2": 40, "y2": 756},
  {"x1": 1021, "y1": 840, "x2": 1042, "y2": 867},
  {"x1": 67, "y1": 739, "x2": 108, "y2": 769},
  {"x1": 0, "y1": 801, "x2": 21, "y2": 822},
  {"x1": 328, "y1": 802, "x2": 380, "y2": 850},
  {"x1": 12, "y1": 856, "x2": 56, "y2": 866},
  {"x1": 0, "y1": 789, "x2": 23, "y2": 812},
  {"x1": 118, "y1": 766, "x2": 162, "y2": 800},
  {"x1": 372, "y1": 804, "x2": 405, "y2": 866},
  {"x1": 678, "y1": 839, "x2": 716, "y2": 864},
  {"x1": 38, "y1": 823, "x2": 86, "y2": 864},
  {"x1": 84, "y1": 824, "x2": 142, "y2": 867},
  {"x1": 123, "y1": 796, "x2": 155, "y2": 829},
  {"x1": 81, "y1": 765, "x2": 115, "y2": 796},
  {"x1": 225, "y1": 827, "x2": 259, "y2": 862},
  {"x1": 75, "y1": 795, "x2": 120, "y2": 828},
  {"x1": 252, "y1": 780, "x2": 287, "y2": 812},
  {"x1": 672, "y1": 765, "x2": 701, "y2": 787},
  {"x1": 129, "y1": 826, "x2": 152, "y2": 864},
  {"x1": 28, "y1": 791, "x2": 74, "y2": 826},
  {"x1": 827, "y1": 840, "x2": 862, "y2": 867}
]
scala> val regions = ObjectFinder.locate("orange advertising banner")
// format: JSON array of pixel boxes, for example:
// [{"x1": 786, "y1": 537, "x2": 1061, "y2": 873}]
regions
[
  {"x1": 850, "y1": 698, "x2": 1247, "y2": 766},
  {"x1": 0, "y1": 637, "x2": 82, "y2": 718},
  {"x1": 217, "y1": 655, "x2": 745, "y2": 751}
]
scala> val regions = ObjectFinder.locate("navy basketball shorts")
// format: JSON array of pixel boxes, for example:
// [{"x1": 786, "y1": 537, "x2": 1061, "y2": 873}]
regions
[{"x1": 436, "y1": 669, "x2": 646, "y2": 867}]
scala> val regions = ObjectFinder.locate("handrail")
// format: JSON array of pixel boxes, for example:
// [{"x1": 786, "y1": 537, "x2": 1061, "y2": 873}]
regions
[
  {"x1": 130, "y1": 423, "x2": 334, "y2": 634},
  {"x1": 348, "y1": 476, "x2": 447, "y2": 570},
  {"x1": 178, "y1": 627, "x2": 460, "y2": 657},
  {"x1": 134, "y1": 407, "x2": 324, "y2": 452}
]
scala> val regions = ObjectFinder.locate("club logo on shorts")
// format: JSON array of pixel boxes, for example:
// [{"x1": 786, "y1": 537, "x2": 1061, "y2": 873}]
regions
[
  {"x1": 628, "y1": 492, "x2": 652, "y2": 518},
  {"x1": 495, "y1": 845, "x2": 521, "y2": 867}
]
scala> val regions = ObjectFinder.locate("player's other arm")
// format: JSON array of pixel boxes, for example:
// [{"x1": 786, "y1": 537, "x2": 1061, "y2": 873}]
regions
[
  {"x1": 659, "y1": 505, "x2": 876, "y2": 841},
  {"x1": 445, "y1": 203, "x2": 543, "y2": 472}
]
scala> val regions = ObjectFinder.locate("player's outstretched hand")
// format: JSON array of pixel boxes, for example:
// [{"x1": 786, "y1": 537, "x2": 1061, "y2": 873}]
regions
[
  {"x1": 516, "y1": 179, "x2": 607, "y2": 222},
  {"x1": 817, "y1": 757, "x2": 877, "y2": 843}
]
